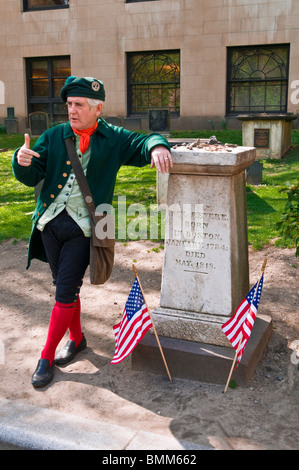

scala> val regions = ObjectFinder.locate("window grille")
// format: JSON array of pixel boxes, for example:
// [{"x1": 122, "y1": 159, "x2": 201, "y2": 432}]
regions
[
  {"x1": 127, "y1": 51, "x2": 180, "y2": 115},
  {"x1": 227, "y1": 45, "x2": 289, "y2": 115}
]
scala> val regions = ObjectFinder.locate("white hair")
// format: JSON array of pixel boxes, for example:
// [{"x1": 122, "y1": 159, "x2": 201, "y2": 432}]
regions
[{"x1": 87, "y1": 98, "x2": 103, "y2": 109}]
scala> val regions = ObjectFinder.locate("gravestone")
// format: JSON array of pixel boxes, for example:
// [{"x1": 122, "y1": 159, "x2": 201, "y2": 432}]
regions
[
  {"x1": 132, "y1": 142, "x2": 272, "y2": 385},
  {"x1": 246, "y1": 160, "x2": 263, "y2": 185},
  {"x1": 29, "y1": 112, "x2": 49, "y2": 136},
  {"x1": 148, "y1": 109, "x2": 170, "y2": 132},
  {"x1": 5, "y1": 107, "x2": 18, "y2": 133}
]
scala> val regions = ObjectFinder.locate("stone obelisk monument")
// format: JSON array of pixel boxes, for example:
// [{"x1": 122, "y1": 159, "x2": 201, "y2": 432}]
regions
[{"x1": 132, "y1": 141, "x2": 272, "y2": 385}]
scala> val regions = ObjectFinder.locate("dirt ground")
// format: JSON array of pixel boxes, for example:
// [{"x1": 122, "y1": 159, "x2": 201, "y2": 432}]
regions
[{"x1": 0, "y1": 239, "x2": 298, "y2": 450}]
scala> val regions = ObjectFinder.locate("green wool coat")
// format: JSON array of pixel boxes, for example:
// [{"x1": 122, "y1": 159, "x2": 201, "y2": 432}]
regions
[{"x1": 12, "y1": 119, "x2": 170, "y2": 269}]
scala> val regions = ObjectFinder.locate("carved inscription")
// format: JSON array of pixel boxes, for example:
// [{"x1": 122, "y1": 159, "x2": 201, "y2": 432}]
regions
[
  {"x1": 254, "y1": 128, "x2": 270, "y2": 149},
  {"x1": 165, "y1": 207, "x2": 229, "y2": 275}
]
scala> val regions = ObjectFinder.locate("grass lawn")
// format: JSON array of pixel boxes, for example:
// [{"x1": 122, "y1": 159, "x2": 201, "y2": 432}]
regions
[
  {"x1": 246, "y1": 149, "x2": 298, "y2": 250},
  {"x1": 0, "y1": 130, "x2": 298, "y2": 252}
]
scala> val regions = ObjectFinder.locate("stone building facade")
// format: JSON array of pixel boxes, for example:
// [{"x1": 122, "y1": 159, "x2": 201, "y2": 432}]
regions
[{"x1": 0, "y1": 0, "x2": 299, "y2": 133}]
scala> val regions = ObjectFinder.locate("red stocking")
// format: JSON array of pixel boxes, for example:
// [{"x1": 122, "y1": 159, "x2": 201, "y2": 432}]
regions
[
  {"x1": 69, "y1": 296, "x2": 83, "y2": 347},
  {"x1": 41, "y1": 301, "x2": 76, "y2": 365}
]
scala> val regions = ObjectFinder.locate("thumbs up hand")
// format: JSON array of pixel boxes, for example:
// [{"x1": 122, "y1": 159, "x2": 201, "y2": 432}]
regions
[{"x1": 17, "y1": 133, "x2": 40, "y2": 166}]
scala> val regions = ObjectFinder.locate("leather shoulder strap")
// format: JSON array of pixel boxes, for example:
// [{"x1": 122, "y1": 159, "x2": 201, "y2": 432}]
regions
[{"x1": 64, "y1": 137, "x2": 95, "y2": 214}]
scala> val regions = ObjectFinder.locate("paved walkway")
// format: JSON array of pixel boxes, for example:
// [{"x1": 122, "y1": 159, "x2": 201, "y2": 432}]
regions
[{"x1": 0, "y1": 399, "x2": 211, "y2": 451}]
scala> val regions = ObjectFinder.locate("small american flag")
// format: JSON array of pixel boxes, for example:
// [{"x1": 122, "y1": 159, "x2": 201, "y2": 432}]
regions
[
  {"x1": 222, "y1": 274, "x2": 264, "y2": 364},
  {"x1": 111, "y1": 277, "x2": 153, "y2": 364}
]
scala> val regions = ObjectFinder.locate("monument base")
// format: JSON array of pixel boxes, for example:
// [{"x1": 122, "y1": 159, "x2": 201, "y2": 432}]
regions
[
  {"x1": 131, "y1": 314, "x2": 272, "y2": 386},
  {"x1": 152, "y1": 307, "x2": 232, "y2": 347}
]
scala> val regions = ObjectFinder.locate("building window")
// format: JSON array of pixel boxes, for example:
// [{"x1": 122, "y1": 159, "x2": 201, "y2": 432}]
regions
[
  {"x1": 127, "y1": 51, "x2": 180, "y2": 115},
  {"x1": 227, "y1": 45, "x2": 289, "y2": 115},
  {"x1": 26, "y1": 56, "x2": 71, "y2": 124},
  {"x1": 23, "y1": 0, "x2": 69, "y2": 11}
]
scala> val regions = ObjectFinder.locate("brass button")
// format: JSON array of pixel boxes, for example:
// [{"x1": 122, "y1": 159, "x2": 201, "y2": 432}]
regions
[
  {"x1": 58, "y1": 184, "x2": 62, "y2": 189},
  {"x1": 50, "y1": 194, "x2": 55, "y2": 199},
  {"x1": 63, "y1": 173, "x2": 67, "y2": 177},
  {"x1": 66, "y1": 160, "x2": 71, "y2": 165},
  {"x1": 43, "y1": 203, "x2": 47, "y2": 207}
]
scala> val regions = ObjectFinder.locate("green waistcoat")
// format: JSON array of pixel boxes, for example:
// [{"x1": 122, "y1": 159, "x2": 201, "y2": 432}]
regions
[{"x1": 12, "y1": 119, "x2": 170, "y2": 269}]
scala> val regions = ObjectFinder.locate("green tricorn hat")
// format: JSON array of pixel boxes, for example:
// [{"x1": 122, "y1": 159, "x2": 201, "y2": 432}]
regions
[{"x1": 60, "y1": 76, "x2": 105, "y2": 102}]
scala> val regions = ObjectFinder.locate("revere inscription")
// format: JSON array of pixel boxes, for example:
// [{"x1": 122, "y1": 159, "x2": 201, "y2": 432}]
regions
[{"x1": 161, "y1": 203, "x2": 231, "y2": 315}]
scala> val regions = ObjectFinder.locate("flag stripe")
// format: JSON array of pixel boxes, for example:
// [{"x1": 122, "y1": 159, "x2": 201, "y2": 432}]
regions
[
  {"x1": 111, "y1": 278, "x2": 153, "y2": 364},
  {"x1": 111, "y1": 321, "x2": 152, "y2": 363},
  {"x1": 222, "y1": 299, "x2": 251, "y2": 351},
  {"x1": 111, "y1": 307, "x2": 152, "y2": 364},
  {"x1": 111, "y1": 319, "x2": 152, "y2": 363},
  {"x1": 221, "y1": 275, "x2": 263, "y2": 365},
  {"x1": 223, "y1": 305, "x2": 249, "y2": 340},
  {"x1": 113, "y1": 306, "x2": 149, "y2": 344}
]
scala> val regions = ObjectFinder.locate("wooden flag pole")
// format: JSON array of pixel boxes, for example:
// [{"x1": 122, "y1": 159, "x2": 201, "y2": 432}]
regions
[
  {"x1": 223, "y1": 258, "x2": 267, "y2": 393},
  {"x1": 224, "y1": 334, "x2": 243, "y2": 393},
  {"x1": 261, "y1": 257, "x2": 267, "y2": 274},
  {"x1": 132, "y1": 264, "x2": 172, "y2": 382}
]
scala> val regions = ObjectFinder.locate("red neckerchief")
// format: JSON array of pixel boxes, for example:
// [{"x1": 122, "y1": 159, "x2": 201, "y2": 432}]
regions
[{"x1": 72, "y1": 122, "x2": 98, "y2": 154}]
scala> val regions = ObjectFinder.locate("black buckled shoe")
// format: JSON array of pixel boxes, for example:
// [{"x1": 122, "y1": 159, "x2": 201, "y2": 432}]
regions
[
  {"x1": 54, "y1": 334, "x2": 87, "y2": 366},
  {"x1": 31, "y1": 359, "x2": 55, "y2": 388}
]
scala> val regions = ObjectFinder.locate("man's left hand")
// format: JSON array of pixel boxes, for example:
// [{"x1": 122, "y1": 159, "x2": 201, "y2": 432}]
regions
[{"x1": 150, "y1": 146, "x2": 173, "y2": 174}]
